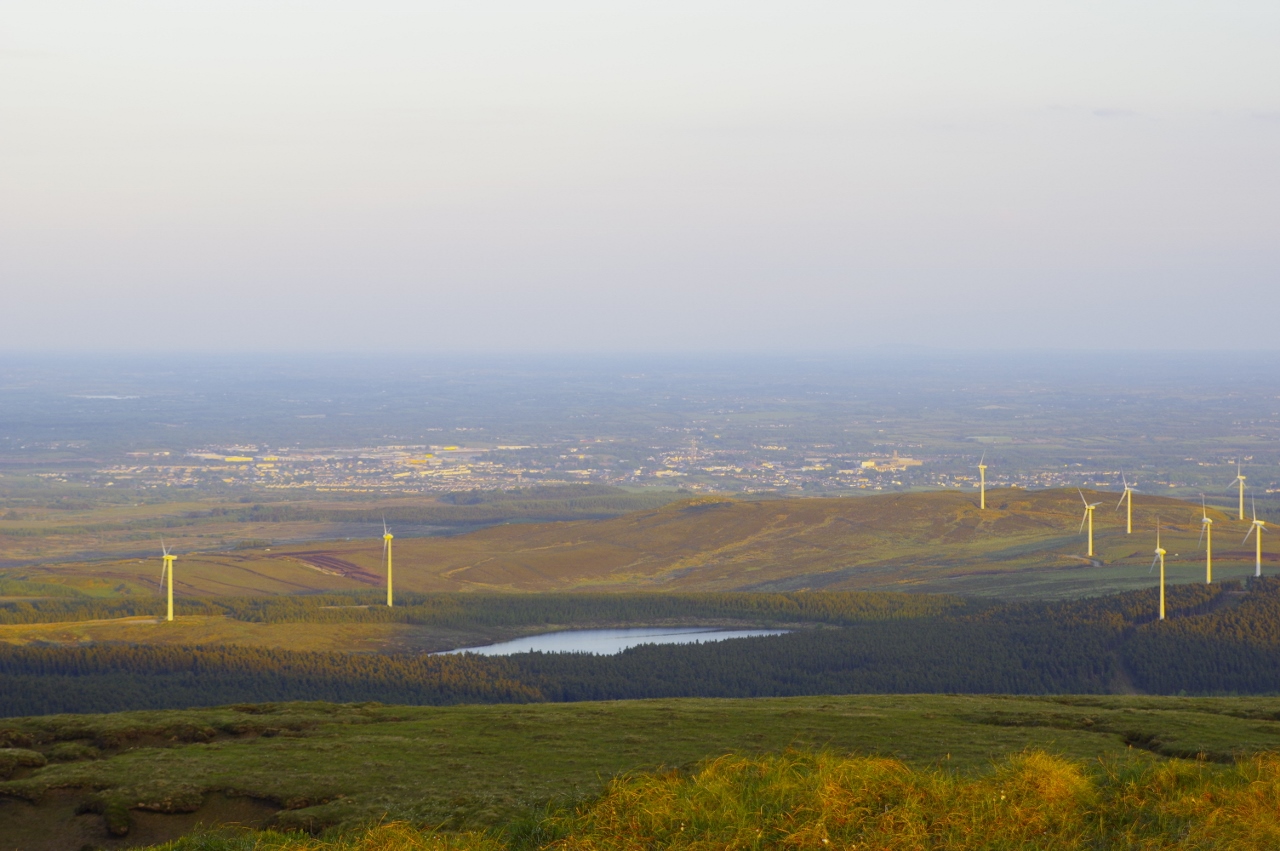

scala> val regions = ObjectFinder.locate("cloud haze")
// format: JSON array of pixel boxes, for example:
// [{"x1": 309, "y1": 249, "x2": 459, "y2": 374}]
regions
[{"x1": 2, "y1": 1, "x2": 1278, "y2": 352}]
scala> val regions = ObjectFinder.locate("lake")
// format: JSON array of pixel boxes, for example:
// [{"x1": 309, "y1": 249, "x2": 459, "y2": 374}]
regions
[{"x1": 439, "y1": 626, "x2": 790, "y2": 656}]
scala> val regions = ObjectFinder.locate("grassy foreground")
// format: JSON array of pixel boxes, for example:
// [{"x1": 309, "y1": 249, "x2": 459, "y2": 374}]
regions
[
  {"x1": 7, "y1": 695, "x2": 1280, "y2": 848},
  {"x1": 157, "y1": 749, "x2": 1280, "y2": 850}
]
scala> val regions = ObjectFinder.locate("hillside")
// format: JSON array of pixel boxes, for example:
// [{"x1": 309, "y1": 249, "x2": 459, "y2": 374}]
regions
[
  {"x1": 9, "y1": 488, "x2": 1257, "y2": 599},
  {"x1": 0, "y1": 486, "x2": 681, "y2": 568}
]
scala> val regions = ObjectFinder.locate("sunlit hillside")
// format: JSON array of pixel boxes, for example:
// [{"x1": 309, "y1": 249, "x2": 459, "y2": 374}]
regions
[{"x1": 12, "y1": 488, "x2": 1261, "y2": 599}]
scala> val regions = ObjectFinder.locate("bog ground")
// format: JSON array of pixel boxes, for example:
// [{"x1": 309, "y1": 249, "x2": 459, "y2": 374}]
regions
[{"x1": 5, "y1": 695, "x2": 1280, "y2": 849}]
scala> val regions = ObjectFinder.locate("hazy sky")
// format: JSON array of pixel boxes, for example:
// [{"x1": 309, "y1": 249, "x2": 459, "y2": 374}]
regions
[{"x1": 3, "y1": 2, "x2": 1278, "y2": 352}]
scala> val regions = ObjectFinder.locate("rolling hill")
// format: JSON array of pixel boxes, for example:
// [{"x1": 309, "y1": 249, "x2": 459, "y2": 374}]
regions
[{"x1": 8, "y1": 488, "x2": 1262, "y2": 599}]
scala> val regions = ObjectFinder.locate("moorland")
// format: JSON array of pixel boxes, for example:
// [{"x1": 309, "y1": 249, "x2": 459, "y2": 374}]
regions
[
  {"x1": 3, "y1": 488, "x2": 1269, "y2": 603},
  {"x1": 7, "y1": 695, "x2": 1280, "y2": 849}
]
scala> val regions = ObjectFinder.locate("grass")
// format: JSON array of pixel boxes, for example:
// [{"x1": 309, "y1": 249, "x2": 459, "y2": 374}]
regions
[
  {"x1": 7, "y1": 489, "x2": 1259, "y2": 602},
  {"x1": 6, "y1": 694, "x2": 1280, "y2": 846},
  {"x1": 150, "y1": 749, "x2": 1280, "y2": 850}
]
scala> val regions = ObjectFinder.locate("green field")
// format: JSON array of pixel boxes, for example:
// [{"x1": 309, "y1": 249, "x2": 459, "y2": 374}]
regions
[{"x1": 5, "y1": 695, "x2": 1280, "y2": 849}]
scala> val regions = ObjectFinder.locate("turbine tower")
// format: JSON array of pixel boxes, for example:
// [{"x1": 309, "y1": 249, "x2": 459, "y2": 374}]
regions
[
  {"x1": 1243, "y1": 497, "x2": 1267, "y2": 579},
  {"x1": 977, "y1": 451, "x2": 988, "y2": 510},
  {"x1": 1115, "y1": 473, "x2": 1138, "y2": 535},
  {"x1": 1078, "y1": 489, "x2": 1101, "y2": 558},
  {"x1": 383, "y1": 520, "x2": 394, "y2": 607},
  {"x1": 159, "y1": 541, "x2": 175, "y2": 623},
  {"x1": 1150, "y1": 522, "x2": 1167, "y2": 621},
  {"x1": 1198, "y1": 495, "x2": 1213, "y2": 585},
  {"x1": 1231, "y1": 461, "x2": 1247, "y2": 521}
]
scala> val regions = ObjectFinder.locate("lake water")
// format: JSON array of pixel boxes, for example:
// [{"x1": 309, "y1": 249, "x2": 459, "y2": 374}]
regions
[{"x1": 440, "y1": 626, "x2": 790, "y2": 656}]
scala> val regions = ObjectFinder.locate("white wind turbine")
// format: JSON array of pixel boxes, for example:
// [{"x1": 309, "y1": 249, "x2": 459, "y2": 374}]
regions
[
  {"x1": 1078, "y1": 489, "x2": 1101, "y2": 558},
  {"x1": 158, "y1": 540, "x2": 176, "y2": 623},
  {"x1": 1115, "y1": 473, "x2": 1139, "y2": 535},
  {"x1": 1243, "y1": 496, "x2": 1267, "y2": 579},
  {"x1": 1230, "y1": 461, "x2": 1247, "y2": 521},
  {"x1": 1150, "y1": 521, "x2": 1167, "y2": 621},
  {"x1": 383, "y1": 519, "x2": 394, "y2": 607},
  {"x1": 1198, "y1": 495, "x2": 1213, "y2": 585},
  {"x1": 976, "y1": 451, "x2": 988, "y2": 510}
]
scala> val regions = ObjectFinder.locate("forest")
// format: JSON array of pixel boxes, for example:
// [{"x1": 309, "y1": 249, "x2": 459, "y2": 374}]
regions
[
  {"x1": 3, "y1": 581, "x2": 1278, "y2": 717},
  {"x1": 0, "y1": 589, "x2": 967, "y2": 627}
]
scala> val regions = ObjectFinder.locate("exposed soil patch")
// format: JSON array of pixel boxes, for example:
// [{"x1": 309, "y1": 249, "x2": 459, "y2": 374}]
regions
[{"x1": 288, "y1": 552, "x2": 382, "y2": 586}]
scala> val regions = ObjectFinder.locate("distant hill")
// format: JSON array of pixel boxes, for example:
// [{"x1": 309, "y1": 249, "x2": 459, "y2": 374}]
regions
[{"x1": 15, "y1": 488, "x2": 1261, "y2": 599}]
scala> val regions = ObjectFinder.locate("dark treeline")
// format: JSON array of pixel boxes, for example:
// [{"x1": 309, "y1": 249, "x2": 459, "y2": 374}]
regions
[
  {"x1": 222, "y1": 591, "x2": 968, "y2": 627},
  {"x1": 5, "y1": 581, "x2": 1280, "y2": 716},
  {"x1": 0, "y1": 644, "x2": 537, "y2": 716},
  {"x1": 0, "y1": 590, "x2": 967, "y2": 627}
]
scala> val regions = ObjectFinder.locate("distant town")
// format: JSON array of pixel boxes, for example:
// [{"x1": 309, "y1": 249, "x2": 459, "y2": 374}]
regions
[{"x1": 47, "y1": 440, "x2": 1267, "y2": 498}]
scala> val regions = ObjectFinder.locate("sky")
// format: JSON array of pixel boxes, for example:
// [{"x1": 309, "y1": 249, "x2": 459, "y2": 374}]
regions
[{"x1": 2, "y1": 1, "x2": 1279, "y2": 353}]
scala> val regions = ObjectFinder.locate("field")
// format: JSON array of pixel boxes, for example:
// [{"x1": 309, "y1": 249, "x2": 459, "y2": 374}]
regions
[
  {"x1": 6, "y1": 489, "x2": 1266, "y2": 603},
  {"x1": 5, "y1": 695, "x2": 1280, "y2": 849}
]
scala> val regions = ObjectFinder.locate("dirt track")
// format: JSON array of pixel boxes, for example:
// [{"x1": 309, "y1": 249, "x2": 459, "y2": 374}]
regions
[{"x1": 288, "y1": 552, "x2": 383, "y2": 586}]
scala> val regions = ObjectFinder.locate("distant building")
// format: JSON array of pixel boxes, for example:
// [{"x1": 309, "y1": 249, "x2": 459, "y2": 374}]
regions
[{"x1": 860, "y1": 451, "x2": 924, "y2": 472}]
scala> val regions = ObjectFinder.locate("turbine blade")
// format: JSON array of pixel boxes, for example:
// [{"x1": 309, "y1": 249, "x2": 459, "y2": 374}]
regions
[
  {"x1": 1115, "y1": 491, "x2": 1127, "y2": 512},
  {"x1": 1079, "y1": 510, "x2": 1088, "y2": 534},
  {"x1": 1198, "y1": 524, "x2": 1206, "y2": 547},
  {"x1": 1149, "y1": 554, "x2": 1159, "y2": 574},
  {"x1": 1244, "y1": 526, "x2": 1256, "y2": 545},
  {"x1": 1078, "y1": 487, "x2": 1088, "y2": 507}
]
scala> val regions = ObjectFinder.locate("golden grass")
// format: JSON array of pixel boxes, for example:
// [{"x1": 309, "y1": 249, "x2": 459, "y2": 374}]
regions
[
  {"x1": 156, "y1": 749, "x2": 1280, "y2": 850},
  {"x1": 26, "y1": 488, "x2": 1234, "y2": 600}
]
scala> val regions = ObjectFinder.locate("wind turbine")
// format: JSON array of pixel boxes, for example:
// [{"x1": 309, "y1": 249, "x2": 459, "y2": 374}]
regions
[
  {"x1": 1198, "y1": 495, "x2": 1213, "y2": 585},
  {"x1": 1078, "y1": 489, "x2": 1101, "y2": 558},
  {"x1": 159, "y1": 541, "x2": 175, "y2": 623},
  {"x1": 1115, "y1": 473, "x2": 1139, "y2": 535},
  {"x1": 1243, "y1": 497, "x2": 1267, "y2": 579},
  {"x1": 977, "y1": 451, "x2": 988, "y2": 510},
  {"x1": 1230, "y1": 461, "x2": 1247, "y2": 521},
  {"x1": 1150, "y1": 521, "x2": 1167, "y2": 621},
  {"x1": 383, "y1": 519, "x2": 394, "y2": 607}
]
